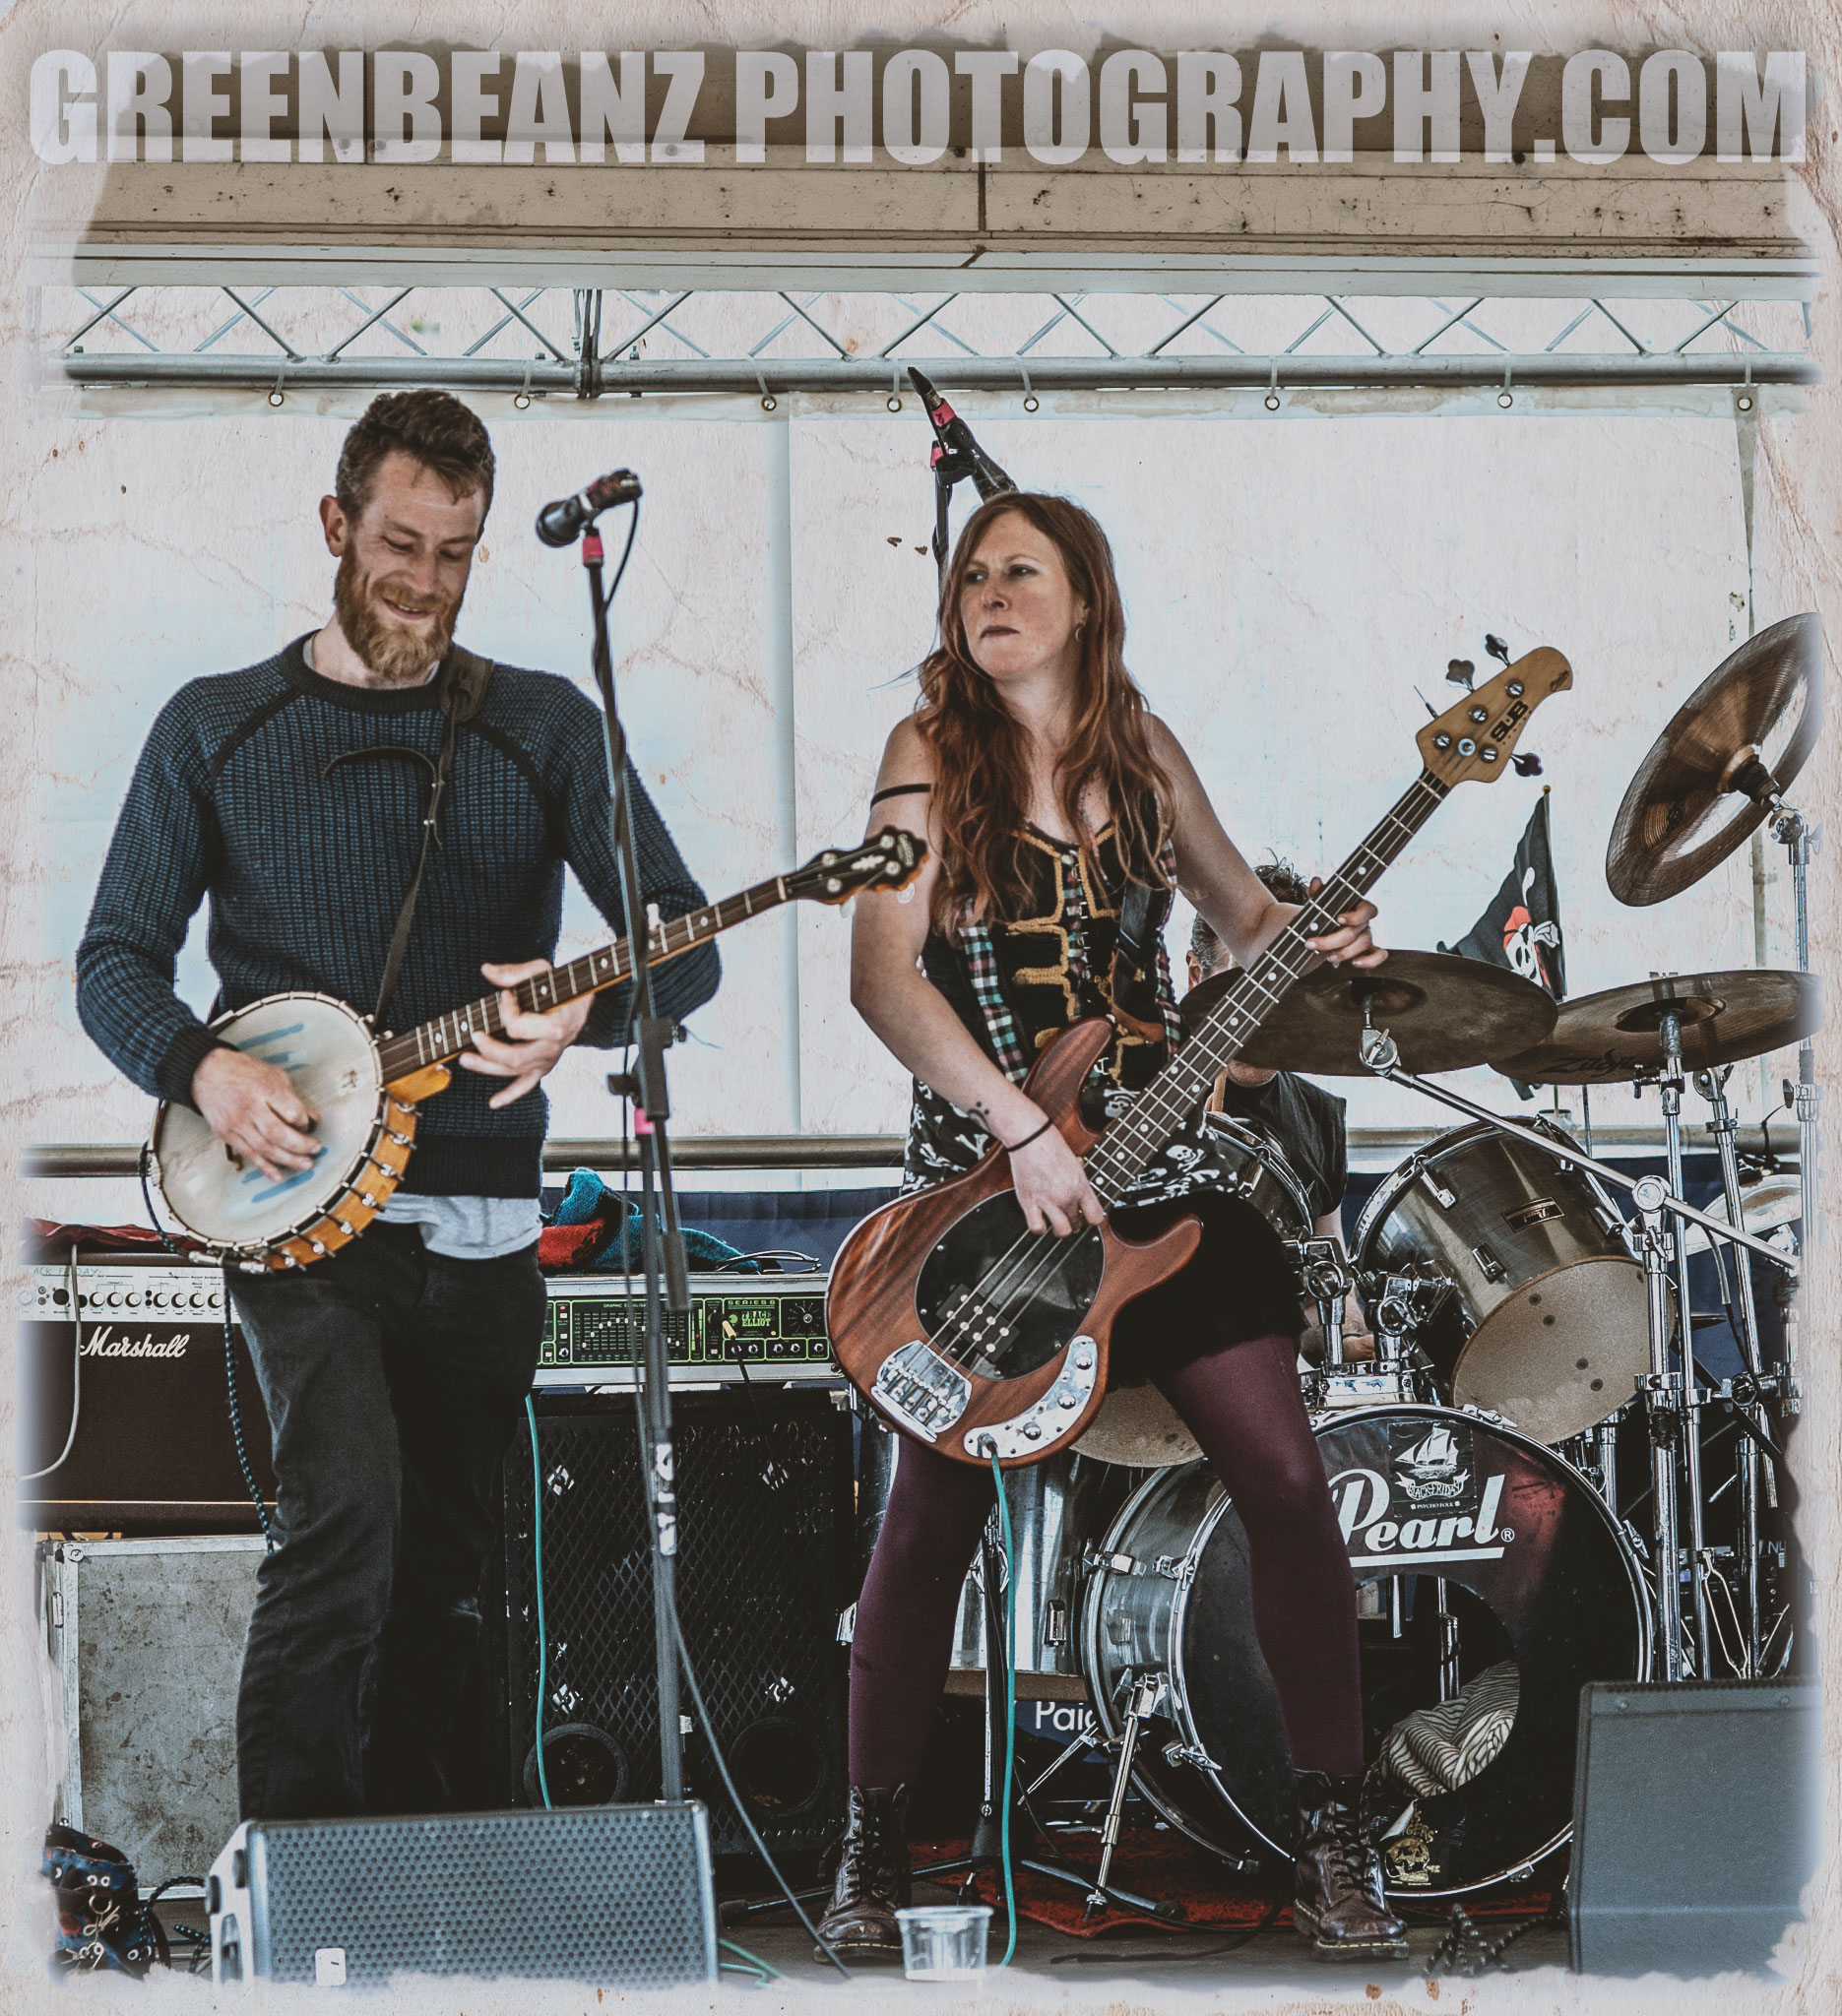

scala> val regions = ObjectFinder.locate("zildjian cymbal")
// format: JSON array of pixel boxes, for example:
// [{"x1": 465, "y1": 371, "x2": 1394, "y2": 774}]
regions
[
  {"x1": 1606, "y1": 612, "x2": 1822, "y2": 908},
  {"x1": 1493, "y1": 969, "x2": 1821, "y2": 1086},
  {"x1": 1180, "y1": 949, "x2": 1558, "y2": 1076}
]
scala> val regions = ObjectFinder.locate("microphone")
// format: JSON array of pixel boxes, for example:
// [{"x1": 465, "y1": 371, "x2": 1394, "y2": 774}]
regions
[
  {"x1": 906, "y1": 367, "x2": 1016, "y2": 502},
  {"x1": 535, "y1": 469, "x2": 644, "y2": 547}
]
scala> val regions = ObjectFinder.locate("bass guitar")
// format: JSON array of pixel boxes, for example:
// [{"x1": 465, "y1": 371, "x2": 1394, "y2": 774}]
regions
[
  {"x1": 828, "y1": 655, "x2": 1570, "y2": 1465},
  {"x1": 152, "y1": 830, "x2": 924, "y2": 1272}
]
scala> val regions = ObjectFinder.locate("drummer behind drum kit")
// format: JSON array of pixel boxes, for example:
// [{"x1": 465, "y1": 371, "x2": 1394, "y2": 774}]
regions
[{"x1": 915, "y1": 614, "x2": 1822, "y2": 1907}]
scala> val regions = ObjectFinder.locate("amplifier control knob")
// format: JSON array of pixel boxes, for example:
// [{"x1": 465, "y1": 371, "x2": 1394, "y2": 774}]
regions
[
  {"x1": 126, "y1": 1293, "x2": 141, "y2": 1308},
  {"x1": 107, "y1": 1292, "x2": 122, "y2": 1308}
]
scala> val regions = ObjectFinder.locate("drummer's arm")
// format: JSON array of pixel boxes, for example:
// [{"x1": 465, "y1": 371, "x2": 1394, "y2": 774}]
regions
[{"x1": 1151, "y1": 720, "x2": 1384, "y2": 968}]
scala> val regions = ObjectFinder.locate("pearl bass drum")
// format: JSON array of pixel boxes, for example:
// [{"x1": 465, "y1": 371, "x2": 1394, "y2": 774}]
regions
[{"x1": 1079, "y1": 1404, "x2": 1650, "y2": 1898}]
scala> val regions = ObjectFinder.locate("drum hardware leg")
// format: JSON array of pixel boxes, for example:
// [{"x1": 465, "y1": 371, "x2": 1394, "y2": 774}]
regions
[
  {"x1": 1593, "y1": 1419, "x2": 1620, "y2": 1518},
  {"x1": 1695, "y1": 1069, "x2": 1772, "y2": 1672},
  {"x1": 1085, "y1": 1672, "x2": 1169, "y2": 1919},
  {"x1": 1657, "y1": 1018, "x2": 1711, "y2": 1680}
]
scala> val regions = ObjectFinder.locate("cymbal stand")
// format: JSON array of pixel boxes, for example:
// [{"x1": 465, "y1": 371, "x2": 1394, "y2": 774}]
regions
[
  {"x1": 1771, "y1": 800, "x2": 1820, "y2": 1294},
  {"x1": 1695, "y1": 1066, "x2": 1775, "y2": 1673},
  {"x1": 1630, "y1": 1173, "x2": 1689, "y2": 1680},
  {"x1": 1656, "y1": 1012, "x2": 1710, "y2": 1674}
]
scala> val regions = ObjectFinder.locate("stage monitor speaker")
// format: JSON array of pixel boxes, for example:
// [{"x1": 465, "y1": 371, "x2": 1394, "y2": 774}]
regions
[
  {"x1": 1570, "y1": 1678, "x2": 1818, "y2": 1977},
  {"x1": 504, "y1": 1389, "x2": 854, "y2": 1855},
  {"x1": 207, "y1": 1804, "x2": 716, "y2": 1987}
]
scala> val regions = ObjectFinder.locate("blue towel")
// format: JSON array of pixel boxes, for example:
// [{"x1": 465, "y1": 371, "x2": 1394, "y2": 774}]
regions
[{"x1": 550, "y1": 1167, "x2": 758, "y2": 1273}]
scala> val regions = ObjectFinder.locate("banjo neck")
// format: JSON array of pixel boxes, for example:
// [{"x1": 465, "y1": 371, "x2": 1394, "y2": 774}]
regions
[{"x1": 372, "y1": 872, "x2": 793, "y2": 1083}]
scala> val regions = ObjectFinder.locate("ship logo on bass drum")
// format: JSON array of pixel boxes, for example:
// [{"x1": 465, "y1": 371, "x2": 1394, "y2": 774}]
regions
[{"x1": 1330, "y1": 1421, "x2": 1515, "y2": 1570}]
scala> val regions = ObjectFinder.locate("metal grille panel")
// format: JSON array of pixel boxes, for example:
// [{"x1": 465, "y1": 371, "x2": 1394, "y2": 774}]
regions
[
  {"x1": 221, "y1": 1805, "x2": 715, "y2": 1984},
  {"x1": 504, "y1": 1391, "x2": 853, "y2": 1854}
]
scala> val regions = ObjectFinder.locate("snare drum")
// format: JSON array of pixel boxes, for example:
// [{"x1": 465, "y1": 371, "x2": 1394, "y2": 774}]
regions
[
  {"x1": 1355, "y1": 1120, "x2": 1653, "y2": 1446},
  {"x1": 1074, "y1": 1112, "x2": 1316, "y2": 1469}
]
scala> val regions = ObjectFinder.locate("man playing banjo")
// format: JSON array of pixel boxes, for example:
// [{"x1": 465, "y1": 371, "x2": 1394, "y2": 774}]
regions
[{"x1": 76, "y1": 391, "x2": 718, "y2": 1820}]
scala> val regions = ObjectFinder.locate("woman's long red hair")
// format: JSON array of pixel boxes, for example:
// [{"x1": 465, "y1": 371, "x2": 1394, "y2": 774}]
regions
[{"x1": 917, "y1": 492, "x2": 1173, "y2": 931}]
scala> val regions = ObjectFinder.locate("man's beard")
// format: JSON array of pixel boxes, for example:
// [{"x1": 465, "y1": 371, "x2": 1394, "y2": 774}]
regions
[{"x1": 332, "y1": 550, "x2": 461, "y2": 685}]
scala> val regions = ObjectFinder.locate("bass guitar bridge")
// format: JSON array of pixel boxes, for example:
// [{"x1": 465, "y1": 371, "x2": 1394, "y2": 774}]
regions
[{"x1": 872, "y1": 1340, "x2": 973, "y2": 1442}]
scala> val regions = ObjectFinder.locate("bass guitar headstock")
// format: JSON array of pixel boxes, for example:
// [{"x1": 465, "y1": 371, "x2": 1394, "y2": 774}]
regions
[
  {"x1": 1418, "y1": 648, "x2": 1571, "y2": 788},
  {"x1": 789, "y1": 827, "x2": 928, "y2": 905}
]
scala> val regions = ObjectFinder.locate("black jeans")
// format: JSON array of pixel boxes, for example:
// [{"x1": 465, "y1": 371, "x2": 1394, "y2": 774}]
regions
[{"x1": 228, "y1": 1222, "x2": 545, "y2": 1820}]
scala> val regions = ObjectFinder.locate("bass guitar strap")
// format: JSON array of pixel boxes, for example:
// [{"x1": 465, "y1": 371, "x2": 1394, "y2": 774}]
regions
[{"x1": 327, "y1": 645, "x2": 495, "y2": 1033}]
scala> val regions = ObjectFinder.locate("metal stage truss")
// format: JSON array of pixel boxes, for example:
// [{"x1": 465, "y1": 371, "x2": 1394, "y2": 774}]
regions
[{"x1": 41, "y1": 284, "x2": 1813, "y2": 403}]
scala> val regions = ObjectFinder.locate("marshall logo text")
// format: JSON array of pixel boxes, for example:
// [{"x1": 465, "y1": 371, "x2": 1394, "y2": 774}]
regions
[{"x1": 79, "y1": 1325, "x2": 191, "y2": 1360}]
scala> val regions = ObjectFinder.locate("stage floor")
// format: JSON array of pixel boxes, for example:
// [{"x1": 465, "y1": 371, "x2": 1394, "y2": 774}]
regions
[{"x1": 719, "y1": 1870, "x2": 1573, "y2": 1998}]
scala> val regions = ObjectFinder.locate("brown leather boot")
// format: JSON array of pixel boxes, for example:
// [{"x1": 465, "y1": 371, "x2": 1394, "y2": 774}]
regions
[
  {"x1": 1292, "y1": 1771, "x2": 1409, "y2": 1958},
  {"x1": 814, "y1": 1786, "x2": 911, "y2": 1958}
]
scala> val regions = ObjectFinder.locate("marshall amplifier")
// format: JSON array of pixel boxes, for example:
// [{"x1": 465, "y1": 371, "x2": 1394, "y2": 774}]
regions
[{"x1": 17, "y1": 1261, "x2": 276, "y2": 1534}]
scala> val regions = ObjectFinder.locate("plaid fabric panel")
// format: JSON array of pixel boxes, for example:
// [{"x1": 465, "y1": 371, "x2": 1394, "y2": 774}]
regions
[{"x1": 955, "y1": 913, "x2": 1033, "y2": 1083}]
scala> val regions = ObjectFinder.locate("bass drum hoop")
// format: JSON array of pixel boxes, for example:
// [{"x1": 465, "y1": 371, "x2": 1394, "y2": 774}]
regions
[
  {"x1": 152, "y1": 991, "x2": 391, "y2": 1264},
  {"x1": 1078, "y1": 1403, "x2": 1654, "y2": 1898}
]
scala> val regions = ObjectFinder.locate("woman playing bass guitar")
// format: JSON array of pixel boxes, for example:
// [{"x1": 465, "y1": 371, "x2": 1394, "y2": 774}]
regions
[{"x1": 821, "y1": 492, "x2": 1404, "y2": 1962}]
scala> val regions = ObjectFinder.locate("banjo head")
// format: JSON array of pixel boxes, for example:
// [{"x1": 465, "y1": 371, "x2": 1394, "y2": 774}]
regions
[{"x1": 154, "y1": 994, "x2": 385, "y2": 1251}]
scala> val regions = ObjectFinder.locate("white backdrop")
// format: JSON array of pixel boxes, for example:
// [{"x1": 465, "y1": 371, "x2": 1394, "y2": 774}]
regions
[{"x1": 26, "y1": 397, "x2": 1800, "y2": 1215}]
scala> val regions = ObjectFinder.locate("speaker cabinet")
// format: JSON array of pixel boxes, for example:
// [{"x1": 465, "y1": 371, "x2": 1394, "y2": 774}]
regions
[
  {"x1": 1570, "y1": 1678, "x2": 1818, "y2": 1976},
  {"x1": 504, "y1": 1390, "x2": 854, "y2": 1854},
  {"x1": 208, "y1": 1805, "x2": 716, "y2": 1986}
]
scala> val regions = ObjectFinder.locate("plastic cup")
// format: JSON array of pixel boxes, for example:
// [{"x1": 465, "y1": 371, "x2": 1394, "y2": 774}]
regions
[{"x1": 895, "y1": 1904, "x2": 992, "y2": 1981}]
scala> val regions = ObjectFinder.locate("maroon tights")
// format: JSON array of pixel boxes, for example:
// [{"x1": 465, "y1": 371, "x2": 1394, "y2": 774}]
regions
[{"x1": 849, "y1": 1333, "x2": 1364, "y2": 1787}]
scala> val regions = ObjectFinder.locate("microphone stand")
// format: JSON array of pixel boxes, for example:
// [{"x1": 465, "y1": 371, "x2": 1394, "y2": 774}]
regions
[{"x1": 579, "y1": 518, "x2": 692, "y2": 1802}]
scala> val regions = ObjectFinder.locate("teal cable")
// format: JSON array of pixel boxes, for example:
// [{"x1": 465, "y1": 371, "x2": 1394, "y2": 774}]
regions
[
  {"x1": 526, "y1": 1396, "x2": 553, "y2": 1810},
  {"x1": 719, "y1": 1936, "x2": 787, "y2": 1982},
  {"x1": 990, "y1": 1451, "x2": 1019, "y2": 1968}
]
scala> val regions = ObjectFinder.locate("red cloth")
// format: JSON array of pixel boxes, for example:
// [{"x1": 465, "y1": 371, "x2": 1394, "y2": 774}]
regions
[
  {"x1": 538, "y1": 1220, "x2": 611, "y2": 1270},
  {"x1": 21, "y1": 1219, "x2": 201, "y2": 1263}
]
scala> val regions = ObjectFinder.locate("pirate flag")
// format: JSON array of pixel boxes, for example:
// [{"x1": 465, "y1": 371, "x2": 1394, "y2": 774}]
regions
[{"x1": 1439, "y1": 793, "x2": 1565, "y2": 1096}]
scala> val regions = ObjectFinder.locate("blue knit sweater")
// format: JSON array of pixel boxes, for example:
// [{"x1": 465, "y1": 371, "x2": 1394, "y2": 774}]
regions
[{"x1": 76, "y1": 635, "x2": 720, "y2": 1197}]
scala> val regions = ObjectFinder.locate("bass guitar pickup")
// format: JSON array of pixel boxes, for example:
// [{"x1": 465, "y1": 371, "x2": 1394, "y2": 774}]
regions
[{"x1": 872, "y1": 1340, "x2": 973, "y2": 1442}]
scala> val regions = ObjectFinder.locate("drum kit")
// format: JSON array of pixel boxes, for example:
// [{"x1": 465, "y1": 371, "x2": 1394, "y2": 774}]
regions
[{"x1": 885, "y1": 613, "x2": 1824, "y2": 1908}]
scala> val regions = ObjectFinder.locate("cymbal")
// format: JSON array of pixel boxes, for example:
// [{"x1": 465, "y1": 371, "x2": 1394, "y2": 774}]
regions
[
  {"x1": 1493, "y1": 969, "x2": 1821, "y2": 1085},
  {"x1": 1606, "y1": 613, "x2": 1822, "y2": 907},
  {"x1": 1181, "y1": 950, "x2": 1558, "y2": 1077}
]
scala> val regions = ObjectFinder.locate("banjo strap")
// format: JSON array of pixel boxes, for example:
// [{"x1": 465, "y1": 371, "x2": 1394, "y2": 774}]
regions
[{"x1": 367, "y1": 646, "x2": 495, "y2": 1031}]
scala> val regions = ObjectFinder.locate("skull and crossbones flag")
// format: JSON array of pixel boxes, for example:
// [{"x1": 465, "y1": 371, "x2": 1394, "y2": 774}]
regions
[{"x1": 1440, "y1": 792, "x2": 1565, "y2": 1097}]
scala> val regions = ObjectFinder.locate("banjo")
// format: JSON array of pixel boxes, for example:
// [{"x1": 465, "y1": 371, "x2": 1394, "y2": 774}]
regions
[{"x1": 151, "y1": 830, "x2": 924, "y2": 1272}]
